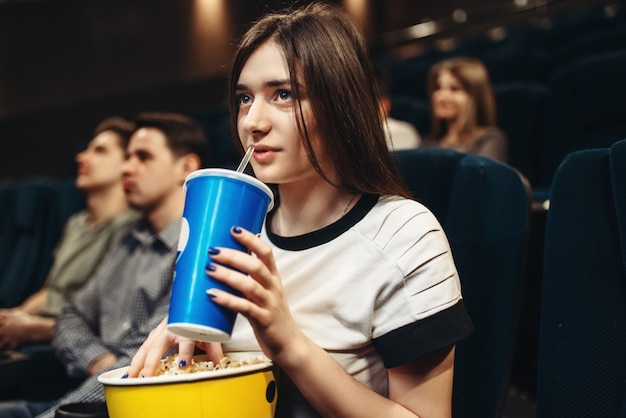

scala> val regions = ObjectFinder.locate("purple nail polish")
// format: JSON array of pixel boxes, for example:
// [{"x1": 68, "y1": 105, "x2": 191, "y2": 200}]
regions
[
  {"x1": 179, "y1": 359, "x2": 187, "y2": 368},
  {"x1": 208, "y1": 247, "x2": 220, "y2": 255},
  {"x1": 206, "y1": 263, "x2": 216, "y2": 272},
  {"x1": 121, "y1": 373, "x2": 129, "y2": 379},
  {"x1": 232, "y1": 226, "x2": 242, "y2": 234}
]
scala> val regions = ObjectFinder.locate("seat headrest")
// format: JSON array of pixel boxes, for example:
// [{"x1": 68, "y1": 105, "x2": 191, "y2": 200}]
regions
[
  {"x1": 568, "y1": 50, "x2": 626, "y2": 128},
  {"x1": 392, "y1": 148, "x2": 465, "y2": 223},
  {"x1": 609, "y1": 139, "x2": 626, "y2": 273},
  {"x1": 13, "y1": 180, "x2": 55, "y2": 229}
]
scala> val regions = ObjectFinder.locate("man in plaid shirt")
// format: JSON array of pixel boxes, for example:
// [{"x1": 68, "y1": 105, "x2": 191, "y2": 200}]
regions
[{"x1": 0, "y1": 112, "x2": 209, "y2": 418}]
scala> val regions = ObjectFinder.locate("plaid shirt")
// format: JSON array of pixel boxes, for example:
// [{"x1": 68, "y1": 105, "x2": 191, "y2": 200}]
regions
[{"x1": 37, "y1": 217, "x2": 180, "y2": 418}]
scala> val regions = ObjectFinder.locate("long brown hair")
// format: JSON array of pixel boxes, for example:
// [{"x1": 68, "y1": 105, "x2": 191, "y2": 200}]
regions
[
  {"x1": 427, "y1": 57, "x2": 497, "y2": 143},
  {"x1": 228, "y1": 1, "x2": 411, "y2": 200}
]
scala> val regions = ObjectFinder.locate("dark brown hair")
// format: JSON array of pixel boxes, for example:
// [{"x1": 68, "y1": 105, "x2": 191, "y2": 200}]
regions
[
  {"x1": 93, "y1": 116, "x2": 136, "y2": 149},
  {"x1": 133, "y1": 111, "x2": 210, "y2": 168},
  {"x1": 227, "y1": 1, "x2": 411, "y2": 199}
]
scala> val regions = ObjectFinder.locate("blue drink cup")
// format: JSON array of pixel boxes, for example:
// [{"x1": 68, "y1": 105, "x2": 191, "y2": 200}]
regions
[{"x1": 167, "y1": 168, "x2": 273, "y2": 342}]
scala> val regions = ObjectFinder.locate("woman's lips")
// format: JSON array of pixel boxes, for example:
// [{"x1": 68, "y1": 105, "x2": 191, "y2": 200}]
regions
[{"x1": 252, "y1": 147, "x2": 277, "y2": 162}]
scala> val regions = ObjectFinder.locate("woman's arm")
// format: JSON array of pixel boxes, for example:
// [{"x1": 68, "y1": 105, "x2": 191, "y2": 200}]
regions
[
  {"x1": 204, "y1": 227, "x2": 453, "y2": 418},
  {"x1": 388, "y1": 346, "x2": 455, "y2": 418},
  {"x1": 267, "y1": 335, "x2": 454, "y2": 418}
]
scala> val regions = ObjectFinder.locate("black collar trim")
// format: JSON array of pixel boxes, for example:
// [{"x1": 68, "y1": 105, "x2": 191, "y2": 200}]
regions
[{"x1": 266, "y1": 194, "x2": 379, "y2": 251}]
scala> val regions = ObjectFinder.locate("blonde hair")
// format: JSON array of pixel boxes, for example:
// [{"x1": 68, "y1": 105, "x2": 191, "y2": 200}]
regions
[{"x1": 427, "y1": 57, "x2": 497, "y2": 143}]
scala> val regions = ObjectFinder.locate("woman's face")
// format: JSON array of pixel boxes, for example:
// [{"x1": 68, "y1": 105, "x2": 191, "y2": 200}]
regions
[
  {"x1": 235, "y1": 40, "x2": 325, "y2": 187},
  {"x1": 431, "y1": 69, "x2": 470, "y2": 122}
]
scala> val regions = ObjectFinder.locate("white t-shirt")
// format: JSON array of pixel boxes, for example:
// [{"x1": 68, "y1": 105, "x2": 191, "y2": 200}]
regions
[
  {"x1": 384, "y1": 117, "x2": 421, "y2": 151},
  {"x1": 224, "y1": 194, "x2": 473, "y2": 417}
]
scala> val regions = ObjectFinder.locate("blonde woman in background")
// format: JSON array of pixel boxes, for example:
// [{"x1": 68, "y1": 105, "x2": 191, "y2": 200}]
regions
[{"x1": 422, "y1": 57, "x2": 508, "y2": 162}]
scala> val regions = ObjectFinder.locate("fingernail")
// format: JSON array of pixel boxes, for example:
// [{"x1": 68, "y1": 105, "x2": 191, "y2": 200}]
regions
[
  {"x1": 208, "y1": 247, "x2": 220, "y2": 255},
  {"x1": 179, "y1": 360, "x2": 187, "y2": 368},
  {"x1": 121, "y1": 374, "x2": 129, "y2": 379},
  {"x1": 140, "y1": 375, "x2": 145, "y2": 378},
  {"x1": 207, "y1": 289, "x2": 218, "y2": 298},
  {"x1": 206, "y1": 263, "x2": 216, "y2": 272},
  {"x1": 232, "y1": 226, "x2": 242, "y2": 234}
]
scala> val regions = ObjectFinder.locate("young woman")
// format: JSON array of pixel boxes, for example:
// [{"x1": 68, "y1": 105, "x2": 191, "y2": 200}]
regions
[
  {"x1": 127, "y1": 3, "x2": 473, "y2": 417},
  {"x1": 422, "y1": 57, "x2": 509, "y2": 162}
]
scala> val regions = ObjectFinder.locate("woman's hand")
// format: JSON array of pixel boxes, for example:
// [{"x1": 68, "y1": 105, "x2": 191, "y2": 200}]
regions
[
  {"x1": 127, "y1": 225, "x2": 305, "y2": 378},
  {"x1": 206, "y1": 226, "x2": 305, "y2": 365},
  {"x1": 126, "y1": 317, "x2": 223, "y2": 377}
]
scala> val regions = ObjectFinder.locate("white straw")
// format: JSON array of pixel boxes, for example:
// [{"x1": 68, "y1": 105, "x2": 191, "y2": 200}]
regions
[{"x1": 236, "y1": 146, "x2": 254, "y2": 172}]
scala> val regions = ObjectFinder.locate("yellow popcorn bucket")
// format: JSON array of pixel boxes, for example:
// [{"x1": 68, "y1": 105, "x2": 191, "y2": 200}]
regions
[{"x1": 98, "y1": 354, "x2": 277, "y2": 418}]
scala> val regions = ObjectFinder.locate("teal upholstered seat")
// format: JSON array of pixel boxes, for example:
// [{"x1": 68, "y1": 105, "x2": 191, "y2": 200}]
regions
[
  {"x1": 393, "y1": 148, "x2": 531, "y2": 418},
  {"x1": 536, "y1": 139, "x2": 626, "y2": 418},
  {"x1": 0, "y1": 178, "x2": 85, "y2": 308}
]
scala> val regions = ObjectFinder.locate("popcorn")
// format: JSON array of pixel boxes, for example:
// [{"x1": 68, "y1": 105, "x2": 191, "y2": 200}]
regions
[{"x1": 154, "y1": 355, "x2": 268, "y2": 376}]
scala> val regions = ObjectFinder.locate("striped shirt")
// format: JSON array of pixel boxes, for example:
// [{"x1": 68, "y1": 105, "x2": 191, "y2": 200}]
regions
[{"x1": 225, "y1": 194, "x2": 473, "y2": 417}]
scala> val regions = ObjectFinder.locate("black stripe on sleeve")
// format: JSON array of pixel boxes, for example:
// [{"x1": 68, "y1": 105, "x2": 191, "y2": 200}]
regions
[{"x1": 372, "y1": 300, "x2": 474, "y2": 369}]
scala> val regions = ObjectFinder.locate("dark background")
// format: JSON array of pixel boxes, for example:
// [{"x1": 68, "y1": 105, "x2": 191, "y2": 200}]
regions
[{"x1": 0, "y1": 0, "x2": 612, "y2": 180}]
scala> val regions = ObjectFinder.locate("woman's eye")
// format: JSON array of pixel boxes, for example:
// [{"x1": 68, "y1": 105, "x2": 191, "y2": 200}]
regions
[
  {"x1": 276, "y1": 90, "x2": 292, "y2": 101},
  {"x1": 237, "y1": 93, "x2": 252, "y2": 105}
]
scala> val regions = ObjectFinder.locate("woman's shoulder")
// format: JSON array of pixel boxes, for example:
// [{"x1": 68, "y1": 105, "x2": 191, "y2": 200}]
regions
[
  {"x1": 476, "y1": 126, "x2": 507, "y2": 142},
  {"x1": 488, "y1": 126, "x2": 506, "y2": 136},
  {"x1": 355, "y1": 196, "x2": 452, "y2": 274},
  {"x1": 470, "y1": 126, "x2": 509, "y2": 162},
  {"x1": 361, "y1": 195, "x2": 443, "y2": 237},
  {"x1": 375, "y1": 194, "x2": 429, "y2": 211},
  {"x1": 376, "y1": 194, "x2": 430, "y2": 211}
]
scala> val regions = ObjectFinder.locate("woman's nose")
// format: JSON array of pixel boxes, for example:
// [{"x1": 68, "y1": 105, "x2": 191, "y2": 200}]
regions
[{"x1": 241, "y1": 100, "x2": 271, "y2": 134}]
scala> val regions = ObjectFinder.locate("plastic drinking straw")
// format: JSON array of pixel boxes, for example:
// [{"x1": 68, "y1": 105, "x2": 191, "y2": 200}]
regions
[{"x1": 236, "y1": 146, "x2": 254, "y2": 173}]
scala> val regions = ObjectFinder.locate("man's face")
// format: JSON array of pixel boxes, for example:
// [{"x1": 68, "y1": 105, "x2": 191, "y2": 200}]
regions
[
  {"x1": 75, "y1": 131, "x2": 126, "y2": 192},
  {"x1": 121, "y1": 127, "x2": 184, "y2": 212}
]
